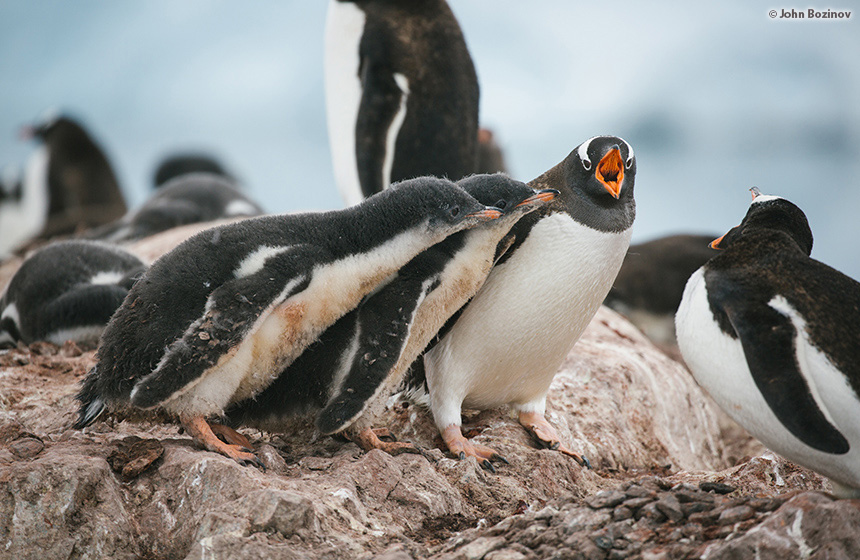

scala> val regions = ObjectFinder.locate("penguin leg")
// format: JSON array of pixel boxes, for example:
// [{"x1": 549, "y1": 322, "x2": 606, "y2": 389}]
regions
[
  {"x1": 180, "y1": 414, "x2": 264, "y2": 469},
  {"x1": 517, "y1": 411, "x2": 590, "y2": 468},
  {"x1": 345, "y1": 426, "x2": 422, "y2": 456},
  {"x1": 208, "y1": 422, "x2": 253, "y2": 449},
  {"x1": 441, "y1": 424, "x2": 508, "y2": 473}
]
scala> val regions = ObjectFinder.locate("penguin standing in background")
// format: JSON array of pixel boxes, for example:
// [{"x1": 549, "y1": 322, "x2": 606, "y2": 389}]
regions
[
  {"x1": 605, "y1": 234, "x2": 718, "y2": 346},
  {"x1": 86, "y1": 172, "x2": 264, "y2": 243},
  {"x1": 676, "y1": 188, "x2": 860, "y2": 498},
  {"x1": 407, "y1": 136, "x2": 636, "y2": 469},
  {"x1": 224, "y1": 175, "x2": 556, "y2": 464},
  {"x1": 18, "y1": 113, "x2": 127, "y2": 241},
  {"x1": 74, "y1": 177, "x2": 499, "y2": 467},
  {"x1": 325, "y1": 0, "x2": 479, "y2": 206},
  {"x1": 0, "y1": 240, "x2": 145, "y2": 347}
]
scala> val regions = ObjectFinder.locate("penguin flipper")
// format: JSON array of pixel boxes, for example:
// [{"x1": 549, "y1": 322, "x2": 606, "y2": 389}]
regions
[
  {"x1": 130, "y1": 267, "x2": 312, "y2": 409},
  {"x1": 355, "y1": 57, "x2": 407, "y2": 198},
  {"x1": 316, "y1": 272, "x2": 440, "y2": 434},
  {"x1": 706, "y1": 271, "x2": 850, "y2": 454}
]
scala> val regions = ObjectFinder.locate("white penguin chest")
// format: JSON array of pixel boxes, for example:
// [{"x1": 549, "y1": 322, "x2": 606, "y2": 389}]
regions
[
  {"x1": 324, "y1": 0, "x2": 366, "y2": 206},
  {"x1": 676, "y1": 269, "x2": 860, "y2": 489},
  {"x1": 426, "y1": 213, "x2": 632, "y2": 409}
]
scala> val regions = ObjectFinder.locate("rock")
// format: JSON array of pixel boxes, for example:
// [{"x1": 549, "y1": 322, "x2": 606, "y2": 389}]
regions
[
  {"x1": 587, "y1": 490, "x2": 627, "y2": 509},
  {"x1": 654, "y1": 494, "x2": 684, "y2": 523},
  {"x1": 717, "y1": 504, "x2": 755, "y2": 525},
  {"x1": 704, "y1": 493, "x2": 860, "y2": 559},
  {"x1": 0, "y1": 298, "x2": 836, "y2": 558},
  {"x1": 699, "y1": 481, "x2": 735, "y2": 495}
]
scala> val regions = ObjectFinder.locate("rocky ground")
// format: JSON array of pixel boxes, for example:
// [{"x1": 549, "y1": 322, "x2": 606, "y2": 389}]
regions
[{"x1": 1, "y1": 226, "x2": 857, "y2": 559}]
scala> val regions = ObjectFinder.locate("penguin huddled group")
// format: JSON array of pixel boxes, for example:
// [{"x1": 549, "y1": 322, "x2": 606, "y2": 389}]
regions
[{"x1": 1, "y1": 0, "x2": 857, "y2": 498}]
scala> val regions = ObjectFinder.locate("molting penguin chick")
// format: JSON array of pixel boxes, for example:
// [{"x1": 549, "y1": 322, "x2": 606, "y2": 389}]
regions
[
  {"x1": 74, "y1": 176, "x2": 500, "y2": 467},
  {"x1": 0, "y1": 240, "x2": 145, "y2": 348},
  {"x1": 325, "y1": 0, "x2": 479, "y2": 205},
  {"x1": 87, "y1": 172, "x2": 264, "y2": 242},
  {"x1": 676, "y1": 187, "x2": 860, "y2": 498},
  {"x1": 224, "y1": 175, "x2": 556, "y2": 462},
  {"x1": 19, "y1": 112, "x2": 127, "y2": 241},
  {"x1": 409, "y1": 135, "x2": 636, "y2": 469}
]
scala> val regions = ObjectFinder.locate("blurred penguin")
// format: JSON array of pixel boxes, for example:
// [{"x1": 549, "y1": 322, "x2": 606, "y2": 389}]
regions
[
  {"x1": 152, "y1": 152, "x2": 234, "y2": 188},
  {"x1": 87, "y1": 172, "x2": 263, "y2": 243},
  {"x1": 17, "y1": 112, "x2": 127, "y2": 242},
  {"x1": 325, "y1": 0, "x2": 479, "y2": 206},
  {"x1": 604, "y1": 234, "x2": 719, "y2": 346}
]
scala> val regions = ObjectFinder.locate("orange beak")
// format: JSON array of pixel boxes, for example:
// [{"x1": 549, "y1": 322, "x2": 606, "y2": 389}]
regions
[
  {"x1": 596, "y1": 148, "x2": 624, "y2": 198},
  {"x1": 515, "y1": 188, "x2": 559, "y2": 208},
  {"x1": 466, "y1": 208, "x2": 503, "y2": 221},
  {"x1": 709, "y1": 233, "x2": 725, "y2": 250}
]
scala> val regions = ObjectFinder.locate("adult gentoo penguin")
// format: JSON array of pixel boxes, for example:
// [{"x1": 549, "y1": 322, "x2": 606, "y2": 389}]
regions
[
  {"x1": 19, "y1": 112, "x2": 127, "y2": 240},
  {"x1": 0, "y1": 240, "x2": 145, "y2": 347},
  {"x1": 408, "y1": 135, "x2": 636, "y2": 468},
  {"x1": 324, "y1": 0, "x2": 479, "y2": 206},
  {"x1": 86, "y1": 172, "x2": 264, "y2": 243},
  {"x1": 74, "y1": 177, "x2": 500, "y2": 466},
  {"x1": 224, "y1": 175, "x2": 556, "y2": 462},
  {"x1": 676, "y1": 188, "x2": 860, "y2": 497}
]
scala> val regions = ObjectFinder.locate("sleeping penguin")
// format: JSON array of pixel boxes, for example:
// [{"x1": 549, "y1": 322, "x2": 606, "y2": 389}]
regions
[
  {"x1": 676, "y1": 187, "x2": 860, "y2": 498},
  {"x1": 73, "y1": 176, "x2": 500, "y2": 466},
  {"x1": 0, "y1": 240, "x2": 145, "y2": 347},
  {"x1": 86, "y1": 172, "x2": 264, "y2": 243},
  {"x1": 224, "y1": 175, "x2": 556, "y2": 465}
]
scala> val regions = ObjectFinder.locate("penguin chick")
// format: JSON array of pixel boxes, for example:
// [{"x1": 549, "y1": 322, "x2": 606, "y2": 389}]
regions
[
  {"x1": 0, "y1": 240, "x2": 145, "y2": 347},
  {"x1": 325, "y1": 0, "x2": 479, "y2": 205},
  {"x1": 224, "y1": 175, "x2": 556, "y2": 464},
  {"x1": 409, "y1": 136, "x2": 636, "y2": 469},
  {"x1": 87, "y1": 172, "x2": 263, "y2": 242},
  {"x1": 73, "y1": 176, "x2": 500, "y2": 467},
  {"x1": 676, "y1": 187, "x2": 860, "y2": 498}
]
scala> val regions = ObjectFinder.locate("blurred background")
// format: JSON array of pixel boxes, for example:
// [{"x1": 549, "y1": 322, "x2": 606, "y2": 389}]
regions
[{"x1": 1, "y1": 1, "x2": 858, "y2": 277}]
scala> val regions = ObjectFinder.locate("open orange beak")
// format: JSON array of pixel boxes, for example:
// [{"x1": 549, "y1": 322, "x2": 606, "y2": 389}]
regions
[
  {"x1": 596, "y1": 148, "x2": 624, "y2": 198},
  {"x1": 515, "y1": 188, "x2": 559, "y2": 208}
]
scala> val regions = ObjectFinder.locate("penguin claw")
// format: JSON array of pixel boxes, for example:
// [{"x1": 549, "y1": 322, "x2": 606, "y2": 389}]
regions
[
  {"x1": 493, "y1": 454, "x2": 510, "y2": 465},
  {"x1": 481, "y1": 459, "x2": 496, "y2": 473},
  {"x1": 459, "y1": 451, "x2": 466, "y2": 461}
]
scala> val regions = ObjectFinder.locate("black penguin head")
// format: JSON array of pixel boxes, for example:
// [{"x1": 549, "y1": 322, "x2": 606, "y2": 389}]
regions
[
  {"x1": 569, "y1": 135, "x2": 636, "y2": 203},
  {"x1": 711, "y1": 188, "x2": 813, "y2": 256},
  {"x1": 20, "y1": 112, "x2": 81, "y2": 143},
  {"x1": 381, "y1": 176, "x2": 501, "y2": 234},
  {"x1": 457, "y1": 173, "x2": 557, "y2": 217},
  {"x1": 153, "y1": 153, "x2": 233, "y2": 188}
]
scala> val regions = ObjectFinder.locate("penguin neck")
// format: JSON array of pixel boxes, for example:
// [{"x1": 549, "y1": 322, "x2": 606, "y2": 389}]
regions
[{"x1": 713, "y1": 229, "x2": 811, "y2": 270}]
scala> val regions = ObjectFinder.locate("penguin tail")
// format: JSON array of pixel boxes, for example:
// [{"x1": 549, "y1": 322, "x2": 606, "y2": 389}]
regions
[
  {"x1": 73, "y1": 397, "x2": 105, "y2": 429},
  {"x1": 73, "y1": 366, "x2": 106, "y2": 429}
]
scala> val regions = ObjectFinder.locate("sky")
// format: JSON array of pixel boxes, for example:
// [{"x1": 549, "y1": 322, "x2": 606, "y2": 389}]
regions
[{"x1": 1, "y1": 1, "x2": 859, "y2": 277}]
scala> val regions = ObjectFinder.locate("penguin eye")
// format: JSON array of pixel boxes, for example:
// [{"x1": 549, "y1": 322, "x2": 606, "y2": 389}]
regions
[
  {"x1": 449, "y1": 206, "x2": 460, "y2": 218},
  {"x1": 625, "y1": 157, "x2": 634, "y2": 169},
  {"x1": 582, "y1": 159, "x2": 592, "y2": 171},
  {"x1": 494, "y1": 200, "x2": 507, "y2": 210}
]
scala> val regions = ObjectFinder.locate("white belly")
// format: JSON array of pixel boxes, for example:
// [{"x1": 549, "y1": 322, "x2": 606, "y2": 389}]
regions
[
  {"x1": 324, "y1": 0, "x2": 365, "y2": 207},
  {"x1": 676, "y1": 268, "x2": 860, "y2": 491},
  {"x1": 0, "y1": 147, "x2": 48, "y2": 257},
  {"x1": 425, "y1": 213, "x2": 632, "y2": 428}
]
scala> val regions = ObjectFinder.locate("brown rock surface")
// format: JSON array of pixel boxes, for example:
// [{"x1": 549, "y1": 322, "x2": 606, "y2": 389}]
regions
[{"x1": 0, "y1": 231, "x2": 844, "y2": 559}]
